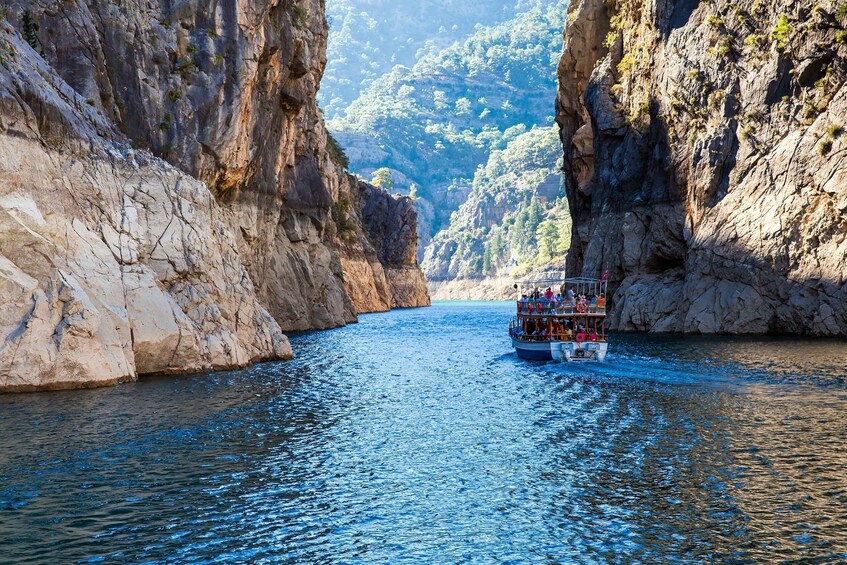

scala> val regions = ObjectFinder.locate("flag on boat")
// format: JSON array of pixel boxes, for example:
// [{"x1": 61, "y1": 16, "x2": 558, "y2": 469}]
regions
[{"x1": 600, "y1": 268, "x2": 608, "y2": 282}]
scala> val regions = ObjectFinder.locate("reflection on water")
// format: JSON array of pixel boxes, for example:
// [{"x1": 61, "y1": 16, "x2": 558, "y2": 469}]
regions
[{"x1": 1, "y1": 302, "x2": 847, "y2": 563}]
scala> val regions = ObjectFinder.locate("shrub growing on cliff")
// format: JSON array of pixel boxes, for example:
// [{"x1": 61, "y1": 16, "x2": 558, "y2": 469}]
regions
[
  {"x1": 819, "y1": 137, "x2": 833, "y2": 155},
  {"x1": 175, "y1": 56, "x2": 196, "y2": 78},
  {"x1": 743, "y1": 34, "x2": 767, "y2": 53},
  {"x1": 332, "y1": 199, "x2": 357, "y2": 234},
  {"x1": 604, "y1": 12, "x2": 624, "y2": 47},
  {"x1": 159, "y1": 113, "x2": 172, "y2": 132},
  {"x1": 772, "y1": 15, "x2": 792, "y2": 51},
  {"x1": 22, "y1": 10, "x2": 39, "y2": 52},
  {"x1": 326, "y1": 132, "x2": 349, "y2": 169},
  {"x1": 371, "y1": 168, "x2": 395, "y2": 191},
  {"x1": 709, "y1": 36, "x2": 732, "y2": 58},
  {"x1": 707, "y1": 14, "x2": 724, "y2": 28},
  {"x1": 292, "y1": 5, "x2": 309, "y2": 27}
]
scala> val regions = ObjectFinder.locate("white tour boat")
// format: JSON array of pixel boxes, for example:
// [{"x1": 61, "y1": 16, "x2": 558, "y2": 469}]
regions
[{"x1": 510, "y1": 276, "x2": 609, "y2": 362}]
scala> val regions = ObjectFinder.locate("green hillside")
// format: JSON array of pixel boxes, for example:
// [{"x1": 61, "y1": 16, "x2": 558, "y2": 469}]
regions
[
  {"x1": 421, "y1": 126, "x2": 570, "y2": 281},
  {"x1": 322, "y1": 0, "x2": 569, "y2": 285},
  {"x1": 321, "y1": 0, "x2": 522, "y2": 117}
]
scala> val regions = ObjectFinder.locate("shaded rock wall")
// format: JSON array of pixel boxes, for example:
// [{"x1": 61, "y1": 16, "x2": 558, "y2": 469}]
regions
[
  {"x1": 557, "y1": 0, "x2": 847, "y2": 335},
  {"x1": 358, "y1": 181, "x2": 430, "y2": 309}
]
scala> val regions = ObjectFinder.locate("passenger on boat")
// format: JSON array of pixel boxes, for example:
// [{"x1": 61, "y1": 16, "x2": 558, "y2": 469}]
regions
[
  {"x1": 552, "y1": 321, "x2": 563, "y2": 338},
  {"x1": 588, "y1": 329, "x2": 598, "y2": 341},
  {"x1": 566, "y1": 288, "x2": 575, "y2": 302},
  {"x1": 597, "y1": 294, "x2": 606, "y2": 308},
  {"x1": 544, "y1": 287, "x2": 554, "y2": 300}
]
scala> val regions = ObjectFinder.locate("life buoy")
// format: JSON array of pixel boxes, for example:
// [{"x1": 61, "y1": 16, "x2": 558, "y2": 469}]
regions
[
  {"x1": 575, "y1": 332, "x2": 586, "y2": 343},
  {"x1": 576, "y1": 302, "x2": 588, "y2": 313}
]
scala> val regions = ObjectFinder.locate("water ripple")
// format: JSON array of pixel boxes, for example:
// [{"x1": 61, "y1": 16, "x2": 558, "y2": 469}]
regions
[{"x1": 2, "y1": 302, "x2": 847, "y2": 563}]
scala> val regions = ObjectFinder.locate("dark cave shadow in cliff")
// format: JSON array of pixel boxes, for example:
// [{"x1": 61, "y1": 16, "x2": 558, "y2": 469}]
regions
[
  {"x1": 665, "y1": 0, "x2": 702, "y2": 33},
  {"x1": 585, "y1": 95, "x2": 845, "y2": 335}
]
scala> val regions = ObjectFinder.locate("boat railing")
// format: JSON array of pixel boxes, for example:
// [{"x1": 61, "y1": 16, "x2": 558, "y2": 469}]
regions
[
  {"x1": 516, "y1": 300, "x2": 606, "y2": 316},
  {"x1": 509, "y1": 326, "x2": 607, "y2": 343}
]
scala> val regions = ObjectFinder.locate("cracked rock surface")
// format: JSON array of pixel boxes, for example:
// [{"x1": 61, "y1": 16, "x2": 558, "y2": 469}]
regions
[
  {"x1": 0, "y1": 27, "x2": 290, "y2": 390},
  {"x1": 0, "y1": 0, "x2": 428, "y2": 391},
  {"x1": 557, "y1": 0, "x2": 847, "y2": 335}
]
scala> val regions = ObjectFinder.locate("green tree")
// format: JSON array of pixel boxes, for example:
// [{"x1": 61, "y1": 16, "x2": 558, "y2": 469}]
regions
[
  {"x1": 23, "y1": 10, "x2": 39, "y2": 52},
  {"x1": 556, "y1": 217, "x2": 572, "y2": 254},
  {"x1": 482, "y1": 245, "x2": 492, "y2": 274},
  {"x1": 371, "y1": 167, "x2": 395, "y2": 191},
  {"x1": 537, "y1": 220, "x2": 559, "y2": 260},
  {"x1": 525, "y1": 195, "x2": 542, "y2": 247},
  {"x1": 511, "y1": 208, "x2": 528, "y2": 250},
  {"x1": 491, "y1": 229, "x2": 504, "y2": 261}
]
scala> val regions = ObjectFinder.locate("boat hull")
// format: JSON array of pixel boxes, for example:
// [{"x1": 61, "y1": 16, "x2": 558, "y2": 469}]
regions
[{"x1": 512, "y1": 338, "x2": 608, "y2": 362}]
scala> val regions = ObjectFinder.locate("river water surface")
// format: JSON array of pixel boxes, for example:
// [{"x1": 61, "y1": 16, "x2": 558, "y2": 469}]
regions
[{"x1": 2, "y1": 302, "x2": 847, "y2": 563}]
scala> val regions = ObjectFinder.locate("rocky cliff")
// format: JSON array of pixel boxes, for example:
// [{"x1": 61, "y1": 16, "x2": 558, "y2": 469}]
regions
[
  {"x1": 0, "y1": 0, "x2": 428, "y2": 392},
  {"x1": 558, "y1": 0, "x2": 847, "y2": 335}
]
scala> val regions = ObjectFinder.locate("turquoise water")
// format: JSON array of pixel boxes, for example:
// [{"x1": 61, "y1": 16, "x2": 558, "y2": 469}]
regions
[{"x1": 2, "y1": 301, "x2": 847, "y2": 563}]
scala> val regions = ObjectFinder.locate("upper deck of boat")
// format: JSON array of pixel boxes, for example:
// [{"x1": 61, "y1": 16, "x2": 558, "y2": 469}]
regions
[
  {"x1": 514, "y1": 276, "x2": 608, "y2": 318},
  {"x1": 516, "y1": 300, "x2": 606, "y2": 317}
]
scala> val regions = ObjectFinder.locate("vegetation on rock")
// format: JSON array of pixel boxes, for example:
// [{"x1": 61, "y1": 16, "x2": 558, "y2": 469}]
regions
[
  {"x1": 422, "y1": 126, "x2": 570, "y2": 281},
  {"x1": 324, "y1": 0, "x2": 568, "y2": 280}
]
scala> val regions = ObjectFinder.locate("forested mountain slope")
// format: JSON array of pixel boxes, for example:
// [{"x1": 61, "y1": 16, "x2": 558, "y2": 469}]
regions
[
  {"x1": 327, "y1": 0, "x2": 568, "y2": 263},
  {"x1": 321, "y1": 0, "x2": 522, "y2": 117},
  {"x1": 423, "y1": 126, "x2": 570, "y2": 288}
]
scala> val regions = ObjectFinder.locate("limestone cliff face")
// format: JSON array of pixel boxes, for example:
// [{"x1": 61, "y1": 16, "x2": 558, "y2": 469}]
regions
[
  {"x1": 357, "y1": 181, "x2": 430, "y2": 309},
  {"x1": 558, "y1": 0, "x2": 847, "y2": 335},
  {"x1": 0, "y1": 0, "x2": 428, "y2": 391},
  {"x1": 4, "y1": 0, "x2": 427, "y2": 332},
  {"x1": 0, "y1": 26, "x2": 290, "y2": 391}
]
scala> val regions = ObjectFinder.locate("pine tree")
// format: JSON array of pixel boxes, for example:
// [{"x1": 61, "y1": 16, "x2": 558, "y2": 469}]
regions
[
  {"x1": 556, "y1": 217, "x2": 572, "y2": 254},
  {"x1": 537, "y1": 220, "x2": 559, "y2": 260},
  {"x1": 23, "y1": 11, "x2": 40, "y2": 52},
  {"x1": 525, "y1": 196, "x2": 542, "y2": 247},
  {"x1": 371, "y1": 168, "x2": 395, "y2": 191},
  {"x1": 482, "y1": 245, "x2": 492, "y2": 275},
  {"x1": 491, "y1": 230, "x2": 504, "y2": 260}
]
